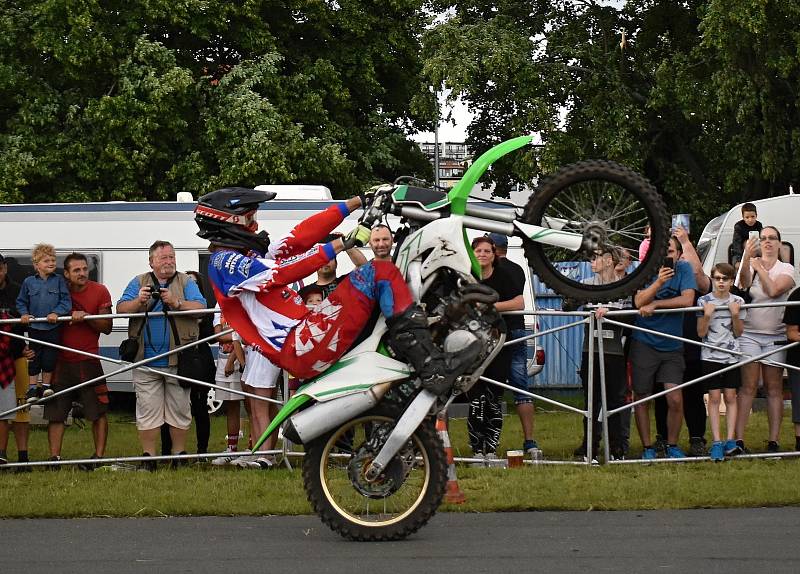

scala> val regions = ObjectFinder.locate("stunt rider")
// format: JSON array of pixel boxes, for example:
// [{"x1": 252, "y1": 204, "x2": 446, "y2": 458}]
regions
[{"x1": 194, "y1": 188, "x2": 479, "y2": 394}]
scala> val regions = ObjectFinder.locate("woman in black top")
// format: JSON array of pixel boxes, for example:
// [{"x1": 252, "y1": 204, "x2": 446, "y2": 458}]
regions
[{"x1": 466, "y1": 237, "x2": 524, "y2": 463}]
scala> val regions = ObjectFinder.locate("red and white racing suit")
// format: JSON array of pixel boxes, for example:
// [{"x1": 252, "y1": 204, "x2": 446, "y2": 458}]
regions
[{"x1": 207, "y1": 203, "x2": 412, "y2": 380}]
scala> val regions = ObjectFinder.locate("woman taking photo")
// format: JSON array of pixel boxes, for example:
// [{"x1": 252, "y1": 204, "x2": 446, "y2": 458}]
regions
[
  {"x1": 467, "y1": 236, "x2": 524, "y2": 464},
  {"x1": 734, "y1": 226, "x2": 795, "y2": 454}
]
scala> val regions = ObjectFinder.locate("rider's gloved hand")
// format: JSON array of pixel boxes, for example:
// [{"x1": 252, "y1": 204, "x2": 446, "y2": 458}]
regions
[
  {"x1": 342, "y1": 224, "x2": 371, "y2": 249},
  {"x1": 360, "y1": 184, "x2": 392, "y2": 209}
]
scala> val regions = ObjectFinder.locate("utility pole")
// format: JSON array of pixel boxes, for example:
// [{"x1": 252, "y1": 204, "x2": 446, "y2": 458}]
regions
[{"x1": 434, "y1": 113, "x2": 440, "y2": 189}]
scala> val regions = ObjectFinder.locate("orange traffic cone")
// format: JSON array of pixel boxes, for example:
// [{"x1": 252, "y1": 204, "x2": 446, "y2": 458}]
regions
[{"x1": 436, "y1": 412, "x2": 466, "y2": 504}]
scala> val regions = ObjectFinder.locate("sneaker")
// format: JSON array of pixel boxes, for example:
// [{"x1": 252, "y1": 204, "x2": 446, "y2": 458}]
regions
[
  {"x1": 77, "y1": 454, "x2": 100, "y2": 471},
  {"x1": 526, "y1": 446, "x2": 543, "y2": 462},
  {"x1": 642, "y1": 447, "x2": 657, "y2": 460},
  {"x1": 469, "y1": 453, "x2": 486, "y2": 468},
  {"x1": 170, "y1": 451, "x2": 189, "y2": 470},
  {"x1": 572, "y1": 443, "x2": 596, "y2": 461},
  {"x1": 766, "y1": 441, "x2": 780, "y2": 453},
  {"x1": 724, "y1": 439, "x2": 741, "y2": 456},
  {"x1": 210, "y1": 453, "x2": 238, "y2": 466},
  {"x1": 484, "y1": 452, "x2": 505, "y2": 468},
  {"x1": 255, "y1": 456, "x2": 276, "y2": 470},
  {"x1": 709, "y1": 441, "x2": 725, "y2": 462},
  {"x1": 689, "y1": 437, "x2": 707, "y2": 457},
  {"x1": 523, "y1": 439, "x2": 539, "y2": 452},
  {"x1": 232, "y1": 455, "x2": 260, "y2": 468},
  {"x1": 138, "y1": 453, "x2": 157, "y2": 472},
  {"x1": 48, "y1": 455, "x2": 62, "y2": 471},
  {"x1": 41, "y1": 386, "x2": 54, "y2": 398},
  {"x1": 653, "y1": 435, "x2": 667, "y2": 457},
  {"x1": 25, "y1": 386, "x2": 39, "y2": 404},
  {"x1": 666, "y1": 445, "x2": 686, "y2": 459}
]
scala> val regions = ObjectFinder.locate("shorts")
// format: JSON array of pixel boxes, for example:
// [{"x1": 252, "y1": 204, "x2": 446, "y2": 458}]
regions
[
  {"x1": 214, "y1": 378, "x2": 244, "y2": 401},
  {"x1": 132, "y1": 367, "x2": 191, "y2": 431},
  {"x1": 738, "y1": 332, "x2": 787, "y2": 366},
  {"x1": 44, "y1": 360, "x2": 109, "y2": 423},
  {"x1": 507, "y1": 328, "x2": 533, "y2": 405},
  {"x1": 242, "y1": 348, "x2": 280, "y2": 389},
  {"x1": 1, "y1": 358, "x2": 32, "y2": 422},
  {"x1": 27, "y1": 327, "x2": 61, "y2": 375},
  {"x1": 701, "y1": 360, "x2": 741, "y2": 391},
  {"x1": 629, "y1": 339, "x2": 685, "y2": 396}
]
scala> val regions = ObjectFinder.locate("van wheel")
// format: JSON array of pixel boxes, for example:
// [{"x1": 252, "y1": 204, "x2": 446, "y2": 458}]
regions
[{"x1": 522, "y1": 160, "x2": 669, "y2": 302}]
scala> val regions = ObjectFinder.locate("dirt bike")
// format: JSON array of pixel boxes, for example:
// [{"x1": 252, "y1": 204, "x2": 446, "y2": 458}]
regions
[{"x1": 253, "y1": 135, "x2": 669, "y2": 540}]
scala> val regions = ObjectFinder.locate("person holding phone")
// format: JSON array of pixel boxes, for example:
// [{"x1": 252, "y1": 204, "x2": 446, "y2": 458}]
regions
[
  {"x1": 734, "y1": 225, "x2": 795, "y2": 454},
  {"x1": 629, "y1": 236, "x2": 697, "y2": 459}
]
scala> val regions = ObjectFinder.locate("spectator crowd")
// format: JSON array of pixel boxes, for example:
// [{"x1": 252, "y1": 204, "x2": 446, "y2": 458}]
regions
[{"x1": 1, "y1": 199, "x2": 800, "y2": 470}]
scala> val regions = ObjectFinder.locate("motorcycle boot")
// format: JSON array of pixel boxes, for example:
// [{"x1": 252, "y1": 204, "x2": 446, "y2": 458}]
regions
[{"x1": 386, "y1": 304, "x2": 481, "y2": 395}]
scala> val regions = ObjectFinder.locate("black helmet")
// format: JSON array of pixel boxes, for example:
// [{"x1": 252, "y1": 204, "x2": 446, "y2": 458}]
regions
[{"x1": 195, "y1": 187, "x2": 276, "y2": 255}]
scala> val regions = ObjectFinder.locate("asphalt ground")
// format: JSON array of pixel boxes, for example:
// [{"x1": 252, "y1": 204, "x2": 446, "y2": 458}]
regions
[{"x1": 2, "y1": 508, "x2": 799, "y2": 573}]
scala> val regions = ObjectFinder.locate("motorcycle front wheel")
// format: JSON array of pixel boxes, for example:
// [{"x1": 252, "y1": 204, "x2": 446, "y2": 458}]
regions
[
  {"x1": 302, "y1": 402, "x2": 447, "y2": 541},
  {"x1": 522, "y1": 160, "x2": 669, "y2": 303}
]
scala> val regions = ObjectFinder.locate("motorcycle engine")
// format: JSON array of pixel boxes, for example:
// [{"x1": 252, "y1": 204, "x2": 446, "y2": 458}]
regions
[{"x1": 423, "y1": 273, "x2": 506, "y2": 390}]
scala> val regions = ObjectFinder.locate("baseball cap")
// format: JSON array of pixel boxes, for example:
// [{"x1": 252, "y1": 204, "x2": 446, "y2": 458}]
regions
[{"x1": 487, "y1": 233, "x2": 508, "y2": 248}]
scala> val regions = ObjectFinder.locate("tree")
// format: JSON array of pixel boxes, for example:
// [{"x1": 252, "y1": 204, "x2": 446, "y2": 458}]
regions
[
  {"x1": 423, "y1": 0, "x2": 800, "y2": 227},
  {"x1": 0, "y1": 0, "x2": 435, "y2": 202}
]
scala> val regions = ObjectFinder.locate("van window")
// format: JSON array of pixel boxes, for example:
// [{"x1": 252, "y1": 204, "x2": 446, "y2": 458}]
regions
[{"x1": 2, "y1": 252, "x2": 100, "y2": 286}]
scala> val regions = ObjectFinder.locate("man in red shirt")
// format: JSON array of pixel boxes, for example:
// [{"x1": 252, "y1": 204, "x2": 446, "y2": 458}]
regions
[{"x1": 45, "y1": 253, "x2": 112, "y2": 469}]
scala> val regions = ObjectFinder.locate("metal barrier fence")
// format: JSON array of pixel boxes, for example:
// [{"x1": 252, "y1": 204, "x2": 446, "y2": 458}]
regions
[
  {"x1": 486, "y1": 301, "x2": 800, "y2": 466},
  {"x1": 0, "y1": 309, "x2": 292, "y2": 470},
  {"x1": 2, "y1": 301, "x2": 800, "y2": 470}
]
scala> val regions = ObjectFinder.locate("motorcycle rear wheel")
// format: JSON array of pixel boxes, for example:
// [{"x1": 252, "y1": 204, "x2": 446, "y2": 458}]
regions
[
  {"x1": 302, "y1": 402, "x2": 447, "y2": 541},
  {"x1": 522, "y1": 160, "x2": 669, "y2": 302}
]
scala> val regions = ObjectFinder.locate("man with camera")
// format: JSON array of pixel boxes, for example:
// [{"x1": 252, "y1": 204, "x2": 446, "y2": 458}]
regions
[
  {"x1": 44, "y1": 253, "x2": 113, "y2": 469},
  {"x1": 117, "y1": 240, "x2": 206, "y2": 470}
]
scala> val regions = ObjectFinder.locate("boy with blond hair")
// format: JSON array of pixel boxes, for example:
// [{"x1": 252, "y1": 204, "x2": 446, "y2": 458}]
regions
[
  {"x1": 16, "y1": 244, "x2": 71, "y2": 402},
  {"x1": 697, "y1": 262, "x2": 746, "y2": 461}
]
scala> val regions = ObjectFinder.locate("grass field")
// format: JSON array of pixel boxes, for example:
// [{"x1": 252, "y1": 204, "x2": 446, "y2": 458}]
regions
[{"x1": 1, "y1": 400, "x2": 799, "y2": 518}]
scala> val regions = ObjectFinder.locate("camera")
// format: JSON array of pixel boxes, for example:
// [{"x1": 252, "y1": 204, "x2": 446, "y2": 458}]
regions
[
  {"x1": 146, "y1": 286, "x2": 162, "y2": 300},
  {"x1": 662, "y1": 257, "x2": 674, "y2": 269}
]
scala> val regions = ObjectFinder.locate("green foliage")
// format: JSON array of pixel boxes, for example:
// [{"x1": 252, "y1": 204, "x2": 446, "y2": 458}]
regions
[
  {"x1": 0, "y1": 0, "x2": 435, "y2": 202},
  {"x1": 424, "y1": 0, "x2": 800, "y2": 226}
]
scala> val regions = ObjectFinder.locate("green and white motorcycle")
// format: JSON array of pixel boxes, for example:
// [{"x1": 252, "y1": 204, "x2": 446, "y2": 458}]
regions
[{"x1": 253, "y1": 135, "x2": 669, "y2": 540}]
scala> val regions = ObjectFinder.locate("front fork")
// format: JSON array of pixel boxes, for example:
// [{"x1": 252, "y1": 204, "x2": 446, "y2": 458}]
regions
[{"x1": 364, "y1": 389, "x2": 438, "y2": 481}]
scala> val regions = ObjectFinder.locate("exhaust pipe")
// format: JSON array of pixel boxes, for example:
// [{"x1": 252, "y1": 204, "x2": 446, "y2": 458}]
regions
[{"x1": 283, "y1": 382, "x2": 394, "y2": 444}]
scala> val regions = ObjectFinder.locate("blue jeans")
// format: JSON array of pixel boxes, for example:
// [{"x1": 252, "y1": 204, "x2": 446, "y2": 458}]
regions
[{"x1": 508, "y1": 328, "x2": 533, "y2": 404}]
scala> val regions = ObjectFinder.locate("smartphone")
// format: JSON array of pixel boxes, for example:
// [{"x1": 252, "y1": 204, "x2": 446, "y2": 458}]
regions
[
  {"x1": 749, "y1": 230, "x2": 761, "y2": 257},
  {"x1": 662, "y1": 257, "x2": 674, "y2": 269}
]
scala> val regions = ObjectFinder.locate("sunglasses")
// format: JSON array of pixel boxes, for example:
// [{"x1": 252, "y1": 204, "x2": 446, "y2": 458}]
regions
[
  {"x1": 760, "y1": 235, "x2": 779, "y2": 241},
  {"x1": 711, "y1": 275, "x2": 732, "y2": 281}
]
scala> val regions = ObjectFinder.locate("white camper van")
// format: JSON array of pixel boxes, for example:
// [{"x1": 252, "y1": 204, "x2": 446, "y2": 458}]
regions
[
  {"x1": 1, "y1": 190, "x2": 543, "y2": 400},
  {"x1": 698, "y1": 193, "x2": 800, "y2": 282}
]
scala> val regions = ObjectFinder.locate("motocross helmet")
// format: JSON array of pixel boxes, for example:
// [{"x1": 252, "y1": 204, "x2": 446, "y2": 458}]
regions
[{"x1": 195, "y1": 188, "x2": 276, "y2": 255}]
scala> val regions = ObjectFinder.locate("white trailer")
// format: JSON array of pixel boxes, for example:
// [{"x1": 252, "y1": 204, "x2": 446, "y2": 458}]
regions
[{"x1": 0, "y1": 189, "x2": 543, "y2": 396}]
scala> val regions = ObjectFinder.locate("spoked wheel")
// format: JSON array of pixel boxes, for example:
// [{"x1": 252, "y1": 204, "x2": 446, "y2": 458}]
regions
[
  {"x1": 302, "y1": 403, "x2": 447, "y2": 541},
  {"x1": 522, "y1": 160, "x2": 669, "y2": 302}
]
